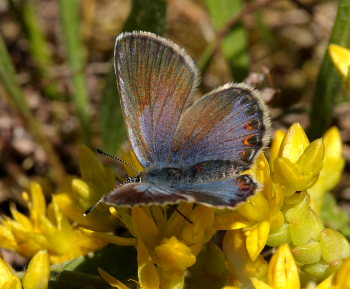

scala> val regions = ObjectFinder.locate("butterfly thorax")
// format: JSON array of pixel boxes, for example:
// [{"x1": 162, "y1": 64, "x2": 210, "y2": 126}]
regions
[{"x1": 143, "y1": 160, "x2": 248, "y2": 187}]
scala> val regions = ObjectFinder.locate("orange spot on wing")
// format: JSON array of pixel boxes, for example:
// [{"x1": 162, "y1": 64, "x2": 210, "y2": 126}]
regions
[
  {"x1": 237, "y1": 177, "x2": 252, "y2": 191},
  {"x1": 243, "y1": 134, "x2": 256, "y2": 146},
  {"x1": 245, "y1": 121, "x2": 254, "y2": 131}
]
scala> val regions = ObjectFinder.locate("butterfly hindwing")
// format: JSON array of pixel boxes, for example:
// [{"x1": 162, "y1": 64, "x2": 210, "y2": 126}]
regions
[
  {"x1": 115, "y1": 32, "x2": 198, "y2": 167},
  {"x1": 175, "y1": 174, "x2": 257, "y2": 207},
  {"x1": 169, "y1": 83, "x2": 270, "y2": 168},
  {"x1": 102, "y1": 175, "x2": 256, "y2": 208}
]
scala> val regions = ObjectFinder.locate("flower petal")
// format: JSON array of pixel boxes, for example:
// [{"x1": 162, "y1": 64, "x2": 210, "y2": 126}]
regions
[
  {"x1": 278, "y1": 123, "x2": 310, "y2": 163},
  {"x1": 267, "y1": 244, "x2": 300, "y2": 289},
  {"x1": 137, "y1": 240, "x2": 160, "y2": 289},
  {"x1": 80, "y1": 228, "x2": 136, "y2": 246},
  {"x1": 132, "y1": 207, "x2": 160, "y2": 247},
  {"x1": 244, "y1": 221, "x2": 270, "y2": 261},
  {"x1": 251, "y1": 278, "x2": 273, "y2": 289},
  {"x1": 0, "y1": 257, "x2": 20, "y2": 288},
  {"x1": 98, "y1": 268, "x2": 131, "y2": 289},
  {"x1": 23, "y1": 250, "x2": 50, "y2": 289}
]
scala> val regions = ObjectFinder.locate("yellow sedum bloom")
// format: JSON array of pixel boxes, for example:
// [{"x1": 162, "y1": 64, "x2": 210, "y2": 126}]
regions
[
  {"x1": 95, "y1": 203, "x2": 215, "y2": 289},
  {"x1": 155, "y1": 236, "x2": 196, "y2": 277},
  {"x1": 273, "y1": 123, "x2": 324, "y2": 194},
  {"x1": 0, "y1": 250, "x2": 50, "y2": 289},
  {"x1": 0, "y1": 182, "x2": 106, "y2": 263},
  {"x1": 251, "y1": 244, "x2": 300, "y2": 289},
  {"x1": 54, "y1": 145, "x2": 118, "y2": 232},
  {"x1": 214, "y1": 123, "x2": 347, "y2": 285},
  {"x1": 308, "y1": 127, "x2": 345, "y2": 213}
]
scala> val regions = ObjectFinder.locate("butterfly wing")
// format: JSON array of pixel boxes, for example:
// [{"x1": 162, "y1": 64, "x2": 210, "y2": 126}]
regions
[
  {"x1": 175, "y1": 174, "x2": 257, "y2": 207},
  {"x1": 102, "y1": 175, "x2": 256, "y2": 208},
  {"x1": 114, "y1": 32, "x2": 198, "y2": 167},
  {"x1": 103, "y1": 182, "x2": 193, "y2": 207},
  {"x1": 169, "y1": 83, "x2": 270, "y2": 169}
]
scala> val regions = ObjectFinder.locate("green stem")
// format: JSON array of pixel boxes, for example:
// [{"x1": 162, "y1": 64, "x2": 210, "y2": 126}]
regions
[{"x1": 308, "y1": 0, "x2": 350, "y2": 139}]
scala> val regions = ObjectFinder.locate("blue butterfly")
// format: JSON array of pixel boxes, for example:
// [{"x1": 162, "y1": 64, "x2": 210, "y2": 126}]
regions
[{"x1": 100, "y1": 31, "x2": 270, "y2": 209}]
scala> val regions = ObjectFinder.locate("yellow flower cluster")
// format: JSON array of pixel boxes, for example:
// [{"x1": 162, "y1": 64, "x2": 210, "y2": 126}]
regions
[
  {"x1": 91, "y1": 204, "x2": 215, "y2": 289},
  {"x1": 0, "y1": 122, "x2": 348, "y2": 289},
  {"x1": 215, "y1": 123, "x2": 348, "y2": 286},
  {"x1": 0, "y1": 170, "x2": 107, "y2": 264},
  {"x1": 94, "y1": 123, "x2": 348, "y2": 288},
  {"x1": 251, "y1": 244, "x2": 350, "y2": 289}
]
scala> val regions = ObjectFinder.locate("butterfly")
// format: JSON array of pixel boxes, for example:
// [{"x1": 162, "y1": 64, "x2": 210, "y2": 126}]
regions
[{"x1": 99, "y1": 31, "x2": 270, "y2": 210}]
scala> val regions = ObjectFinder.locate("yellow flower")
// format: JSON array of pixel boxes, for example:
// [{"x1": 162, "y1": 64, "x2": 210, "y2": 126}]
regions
[
  {"x1": 155, "y1": 236, "x2": 196, "y2": 277},
  {"x1": 329, "y1": 44, "x2": 350, "y2": 88},
  {"x1": 223, "y1": 230, "x2": 268, "y2": 288},
  {"x1": 85, "y1": 123, "x2": 346, "y2": 288},
  {"x1": 308, "y1": 127, "x2": 345, "y2": 213},
  {"x1": 0, "y1": 250, "x2": 50, "y2": 289},
  {"x1": 214, "y1": 123, "x2": 348, "y2": 284},
  {"x1": 93, "y1": 202, "x2": 215, "y2": 289},
  {"x1": 215, "y1": 152, "x2": 284, "y2": 261},
  {"x1": 329, "y1": 256, "x2": 350, "y2": 288},
  {"x1": 55, "y1": 145, "x2": 118, "y2": 232},
  {"x1": 273, "y1": 123, "x2": 324, "y2": 194},
  {"x1": 0, "y1": 182, "x2": 106, "y2": 263},
  {"x1": 251, "y1": 244, "x2": 300, "y2": 289}
]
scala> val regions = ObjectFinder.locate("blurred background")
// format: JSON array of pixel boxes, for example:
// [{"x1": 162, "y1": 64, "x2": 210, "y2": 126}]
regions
[{"x1": 0, "y1": 0, "x2": 349, "y2": 217}]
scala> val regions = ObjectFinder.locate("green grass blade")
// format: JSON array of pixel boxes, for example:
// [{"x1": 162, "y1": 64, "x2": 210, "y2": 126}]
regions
[
  {"x1": 308, "y1": 0, "x2": 350, "y2": 140},
  {"x1": 204, "y1": 0, "x2": 250, "y2": 81},
  {"x1": 58, "y1": 0, "x2": 91, "y2": 143},
  {"x1": 100, "y1": 0, "x2": 167, "y2": 155},
  {"x1": 0, "y1": 34, "x2": 30, "y2": 116},
  {"x1": 0, "y1": 34, "x2": 65, "y2": 182},
  {"x1": 8, "y1": 0, "x2": 60, "y2": 99},
  {"x1": 100, "y1": 69, "x2": 127, "y2": 155}
]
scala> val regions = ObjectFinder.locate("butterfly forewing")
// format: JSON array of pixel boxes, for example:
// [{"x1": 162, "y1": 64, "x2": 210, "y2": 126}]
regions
[{"x1": 115, "y1": 32, "x2": 198, "y2": 167}]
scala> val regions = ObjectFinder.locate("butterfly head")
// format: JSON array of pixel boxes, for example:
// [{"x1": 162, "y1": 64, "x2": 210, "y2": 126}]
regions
[{"x1": 126, "y1": 174, "x2": 142, "y2": 183}]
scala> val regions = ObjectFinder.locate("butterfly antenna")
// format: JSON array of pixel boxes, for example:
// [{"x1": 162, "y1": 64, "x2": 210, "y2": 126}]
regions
[
  {"x1": 170, "y1": 205, "x2": 193, "y2": 224},
  {"x1": 84, "y1": 198, "x2": 104, "y2": 216},
  {"x1": 96, "y1": 149, "x2": 140, "y2": 175}
]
